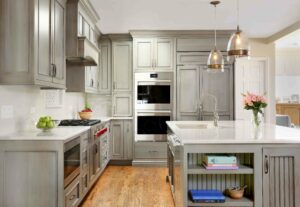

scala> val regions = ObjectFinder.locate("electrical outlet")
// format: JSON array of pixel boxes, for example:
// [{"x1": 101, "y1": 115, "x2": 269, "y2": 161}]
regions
[
  {"x1": 1, "y1": 105, "x2": 14, "y2": 119},
  {"x1": 45, "y1": 90, "x2": 64, "y2": 108}
]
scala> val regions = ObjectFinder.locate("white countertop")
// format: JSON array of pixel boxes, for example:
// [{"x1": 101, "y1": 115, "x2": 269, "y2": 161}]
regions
[
  {"x1": 0, "y1": 126, "x2": 90, "y2": 142},
  {"x1": 95, "y1": 116, "x2": 133, "y2": 122},
  {"x1": 166, "y1": 121, "x2": 300, "y2": 145}
]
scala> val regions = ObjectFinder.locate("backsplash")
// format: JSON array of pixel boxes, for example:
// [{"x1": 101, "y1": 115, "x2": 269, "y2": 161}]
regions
[
  {"x1": 0, "y1": 86, "x2": 85, "y2": 136},
  {"x1": 87, "y1": 94, "x2": 112, "y2": 118}
]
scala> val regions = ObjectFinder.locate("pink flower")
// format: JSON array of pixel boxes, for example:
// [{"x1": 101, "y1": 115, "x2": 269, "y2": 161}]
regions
[{"x1": 251, "y1": 95, "x2": 257, "y2": 102}]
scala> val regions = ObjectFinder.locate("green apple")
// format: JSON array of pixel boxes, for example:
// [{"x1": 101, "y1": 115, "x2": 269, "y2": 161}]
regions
[
  {"x1": 37, "y1": 121, "x2": 46, "y2": 128},
  {"x1": 46, "y1": 121, "x2": 54, "y2": 129}
]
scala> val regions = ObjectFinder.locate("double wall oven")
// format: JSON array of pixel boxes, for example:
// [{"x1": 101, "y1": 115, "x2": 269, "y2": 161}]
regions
[{"x1": 135, "y1": 72, "x2": 173, "y2": 142}]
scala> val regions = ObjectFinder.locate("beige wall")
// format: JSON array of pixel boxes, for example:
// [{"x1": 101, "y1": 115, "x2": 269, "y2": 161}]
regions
[{"x1": 249, "y1": 38, "x2": 276, "y2": 123}]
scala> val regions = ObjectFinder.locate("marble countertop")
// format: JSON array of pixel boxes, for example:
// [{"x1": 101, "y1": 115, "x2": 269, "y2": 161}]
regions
[
  {"x1": 166, "y1": 121, "x2": 300, "y2": 145},
  {"x1": 97, "y1": 116, "x2": 133, "y2": 122},
  {"x1": 0, "y1": 126, "x2": 90, "y2": 142}
]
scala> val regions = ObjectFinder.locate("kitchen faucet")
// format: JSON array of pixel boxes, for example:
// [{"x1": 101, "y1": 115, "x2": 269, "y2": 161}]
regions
[{"x1": 199, "y1": 93, "x2": 219, "y2": 127}]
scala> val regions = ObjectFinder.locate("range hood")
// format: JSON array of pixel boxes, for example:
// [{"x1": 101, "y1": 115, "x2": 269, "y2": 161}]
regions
[{"x1": 66, "y1": 37, "x2": 99, "y2": 66}]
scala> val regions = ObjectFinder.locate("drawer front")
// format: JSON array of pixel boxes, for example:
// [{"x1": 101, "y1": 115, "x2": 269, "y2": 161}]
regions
[
  {"x1": 65, "y1": 178, "x2": 80, "y2": 207},
  {"x1": 135, "y1": 142, "x2": 167, "y2": 159}
]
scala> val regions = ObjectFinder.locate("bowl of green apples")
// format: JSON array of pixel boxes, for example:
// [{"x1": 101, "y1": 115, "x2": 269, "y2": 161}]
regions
[{"x1": 36, "y1": 116, "x2": 58, "y2": 132}]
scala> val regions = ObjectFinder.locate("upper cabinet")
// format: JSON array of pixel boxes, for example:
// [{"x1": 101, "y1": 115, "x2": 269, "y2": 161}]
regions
[
  {"x1": 65, "y1": 0, "x2": 101, "y2": 93},
  {"x1": 98, "y1": 38, "x2": 112, "y2": 95},
  {"x1": 133, "y1": 37, "x2": 175, "y2": 72},
  {"x1": 112, "y1": 41, "x2": 133, "y2": 92},
  {"x1": 0, "y1": 0, "x2": 66, "y2": 88}
]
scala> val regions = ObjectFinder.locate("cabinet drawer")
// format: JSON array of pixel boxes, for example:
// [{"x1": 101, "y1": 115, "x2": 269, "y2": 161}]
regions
[
  {"x1": 135, "y1": 142, "x2": 167, "y2": 159},
  {"x1": 64, "y1": 177, "x2": 80, "y2": 207}
]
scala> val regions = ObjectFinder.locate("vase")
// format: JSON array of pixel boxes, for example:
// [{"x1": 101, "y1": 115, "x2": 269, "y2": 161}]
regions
[{"x1": 251, "y1": 110, "x2": 263, "y2": 128}]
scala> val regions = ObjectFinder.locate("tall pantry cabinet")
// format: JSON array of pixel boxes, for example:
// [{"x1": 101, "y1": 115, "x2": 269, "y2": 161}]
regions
[{"x1": 0, "y1": 0, "x2": 66, "y2": 88}]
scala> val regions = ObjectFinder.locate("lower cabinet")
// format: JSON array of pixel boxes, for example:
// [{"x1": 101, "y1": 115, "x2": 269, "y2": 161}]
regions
[
  {"x1": 64, "y1": 176, "x2": 81, "y2": 207},
  {"x1": 263, "y1": 148, "x2": 300, "y2": 207},
  {"x1": 110, "y1": 120, "x2": 133, "y2": 160},
  {"x1": 133, "y1": 142, "x2": 167, "y2": 165}
]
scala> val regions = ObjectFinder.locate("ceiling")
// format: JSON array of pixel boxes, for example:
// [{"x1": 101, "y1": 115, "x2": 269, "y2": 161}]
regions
[
  {"x1": 276, "y1": 29, "x2": 300, "y2": 48},
  {"x1": 90, "y1": 0, "x2": 300, "y2": 38}
]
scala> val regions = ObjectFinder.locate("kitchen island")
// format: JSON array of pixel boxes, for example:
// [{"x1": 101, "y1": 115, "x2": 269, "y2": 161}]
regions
[{"x1": 166, "y1": 121, "x2": 300, "y2": 207}]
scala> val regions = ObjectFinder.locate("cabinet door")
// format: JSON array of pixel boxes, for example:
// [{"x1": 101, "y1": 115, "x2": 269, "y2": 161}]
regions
[
  {"x1": 281, "y1": 107, "x2": 300, "y2": 126},
  {"x1": 85, "y1": 66, "x2": 98, "y2": 93},
  {"x1": 263, "y1": 148, "x2": 300, "y2": 207},
  {"x1": 99, "y1": 42, "x2": 112, "y2": 94},
  {"x1": 133, "y1": 38, "x2": 154, "y2": 71},
  {"x1": 0, "y1": 0, "x2": 33, "y2": 84},
  {"x1": 110, "y1": 121, "x2": 124, "y2": 160},
  {"x1": 112, "y1": 41, "x2": 132, "y2": 92},
  {"x1": 176, "y1": 66, "x2": 200, "y2": 120},
  {"x1": 52, "y1": 0, "x2": 66, "y2": 85},
  {"x1": 36, "y1": 0, "x2": 53, "y2": 83},
  {"x1": 154, "y1": 38, "x2": 174, "y2": 71},
  {"x1": 113, "y1": 94, "x2": 132, "y2": 117},
  {"x1": 200, "y1": 64, "x2": 233, "y2": 120},
  {"x1": 123, "y1": 120, "x2": 133, "y2": 160}
]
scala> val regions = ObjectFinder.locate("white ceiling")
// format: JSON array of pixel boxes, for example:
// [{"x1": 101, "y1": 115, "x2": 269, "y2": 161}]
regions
[
  {"x1": 90, "y1": 0, "x2": 300, "y2": 38},
  {"x1": 276, "y1": 29, "x2": 300, "y2": 48}
]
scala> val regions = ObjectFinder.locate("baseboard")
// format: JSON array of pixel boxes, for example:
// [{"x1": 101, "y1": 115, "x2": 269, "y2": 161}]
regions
[
  {"x1": 109, "y1": 160, "x2": 132, "y2": 166},
  {"x1": 132, "y1": 159, "x2": 167, "y2": 166}
]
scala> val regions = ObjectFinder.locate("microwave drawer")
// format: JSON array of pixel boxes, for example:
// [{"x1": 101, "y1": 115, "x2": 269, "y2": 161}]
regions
[{"x1": 134, "y1": 142, "x2": 167, "y2": 159}]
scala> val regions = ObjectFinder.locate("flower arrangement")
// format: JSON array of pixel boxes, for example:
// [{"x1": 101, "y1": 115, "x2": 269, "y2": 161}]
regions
[{"x1": 242, "y1": 92, "x2": 268, "y2": 127}]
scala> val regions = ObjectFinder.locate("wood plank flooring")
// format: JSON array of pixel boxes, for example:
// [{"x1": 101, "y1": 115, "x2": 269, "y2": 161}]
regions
[{"x1": 80, "y1": 166, "x2": 175, "y2": 207}]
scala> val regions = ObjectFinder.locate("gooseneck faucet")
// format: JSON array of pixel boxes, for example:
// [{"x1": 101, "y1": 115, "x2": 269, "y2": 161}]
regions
[{"x1": 199, "y1": 93, "x2": 219, "y2": 127}]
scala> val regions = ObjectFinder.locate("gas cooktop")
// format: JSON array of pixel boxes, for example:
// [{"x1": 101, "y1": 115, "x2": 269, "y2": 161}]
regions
[{"x1": 59, "y1": 119, "x2": 101, "y2": 126}]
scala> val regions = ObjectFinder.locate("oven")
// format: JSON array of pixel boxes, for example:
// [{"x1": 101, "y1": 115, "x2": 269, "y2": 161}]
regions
[
  {"x1": 64, "y1": 137, "x2": 81, "y2": 188},
  {"x1": 135, "y1": 110, "x2": 171, "y2": 141},
  {"x1": 135, "y1": 72, "x2": 173, "y2": 110}
]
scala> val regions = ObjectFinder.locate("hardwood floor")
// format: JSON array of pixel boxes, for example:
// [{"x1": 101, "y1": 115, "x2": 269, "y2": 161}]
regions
[{"x1": 80, "y1": 166, "x2": 175, "y2": 207}]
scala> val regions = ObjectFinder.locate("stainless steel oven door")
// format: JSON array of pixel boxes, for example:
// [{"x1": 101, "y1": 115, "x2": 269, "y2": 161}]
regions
[
  {"x1": 135, "y1": 110, "x2": 171, "y2": 142},
  {"x1": 135, "y1": 72, "x2": 173, "y2": 111},
  {"x1": 64, "y1": 137, "x2": 81, "y2": 188}
]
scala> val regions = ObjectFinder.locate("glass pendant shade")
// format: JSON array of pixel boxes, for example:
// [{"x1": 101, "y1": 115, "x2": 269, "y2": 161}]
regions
[
  {"x1": 207, "y1": 1, "x2": 224, "y2": 71},
  {"x1": 227, "y1": 26, "x2": 249, "y2": 57},
  {"x1": 207, "y1": 47, "x2": 224, "y2": 71}
]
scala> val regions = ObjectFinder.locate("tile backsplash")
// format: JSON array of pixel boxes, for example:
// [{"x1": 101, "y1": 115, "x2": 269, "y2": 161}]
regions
[{"x1": 0, "y1": 86, "x2": 85, "y2": 135}]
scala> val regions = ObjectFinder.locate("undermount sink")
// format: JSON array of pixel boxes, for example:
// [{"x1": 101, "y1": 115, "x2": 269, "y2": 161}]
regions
[{"x1": 175, "y1": 123, "x2": 216, "y2": 129}]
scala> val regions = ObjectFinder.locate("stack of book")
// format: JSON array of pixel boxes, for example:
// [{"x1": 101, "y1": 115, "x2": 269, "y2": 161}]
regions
[
  {"x1": 202, "y1": 155, "x2": 239, "y2": 170},
  {"x1": 189, "y1": 189, "x2": 226, "y2": 203}
]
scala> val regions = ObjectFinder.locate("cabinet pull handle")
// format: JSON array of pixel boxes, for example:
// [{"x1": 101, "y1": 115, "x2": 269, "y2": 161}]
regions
[
  {"x1": 91, "y1": 79, "x2": 94, "y2": 87},
  {"x1": 50, "y1": 64, "x2": 54, "y2": 77},
  {"x1": 264, "y1": 155, "x2": 269, "y2": 174},
  {"x1": 53, "y1": 64, "x2": 57, "y2": 77}
]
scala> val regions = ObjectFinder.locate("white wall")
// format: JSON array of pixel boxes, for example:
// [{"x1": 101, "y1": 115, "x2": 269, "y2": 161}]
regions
[
  {"x1": 276, "y1": 76, "x2": 300, "y2": 101},
  {"x1": 0, "y1": 86, "x2": 85, "y2": 136}
]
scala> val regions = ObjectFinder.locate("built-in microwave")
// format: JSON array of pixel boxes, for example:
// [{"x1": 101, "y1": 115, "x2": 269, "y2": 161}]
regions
[
  {"x1": 135, "y1": 72, "x2": 173, "y2": 110},
  {"x1": 135, "y1": 110, "x2": 171, "y2": 142}
]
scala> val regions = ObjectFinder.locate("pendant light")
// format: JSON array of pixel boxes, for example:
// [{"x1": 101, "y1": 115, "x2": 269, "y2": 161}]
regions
[
  {"x1": 207, "y1": 1, "x2": 224, "y2": 71},
  {"x1": 227, "y1": 0, "x2": 249, "y2": 58}
]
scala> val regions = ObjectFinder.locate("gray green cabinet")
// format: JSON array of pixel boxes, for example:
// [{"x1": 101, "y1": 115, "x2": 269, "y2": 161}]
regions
[
  {"x1": 176, "y1": 52, "x2": 233, "y2": 121},
  {"x1": 110, "y1": 120, "x2": 133, "y2": 160},
  {"x1": 133, "y1": 37, "x2": 175, "y2": 72},
  {"x1": 263, "y1": 148, "x2": 300, "y2": 207},
  {"x1": 0, "y1": 0, "x2": 66, "y2": 88},
  {"x1": 98, "y1": 39, "x2": 112, "y2": 95}
]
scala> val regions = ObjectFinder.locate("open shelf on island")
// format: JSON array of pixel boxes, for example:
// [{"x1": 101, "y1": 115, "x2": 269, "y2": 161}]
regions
[
  {"x1": 187, "y1": 164, "x2": 254, "y2": 174},
  {"x1": 188, "y1": 196, "x2": 254, "y2": 207}
]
